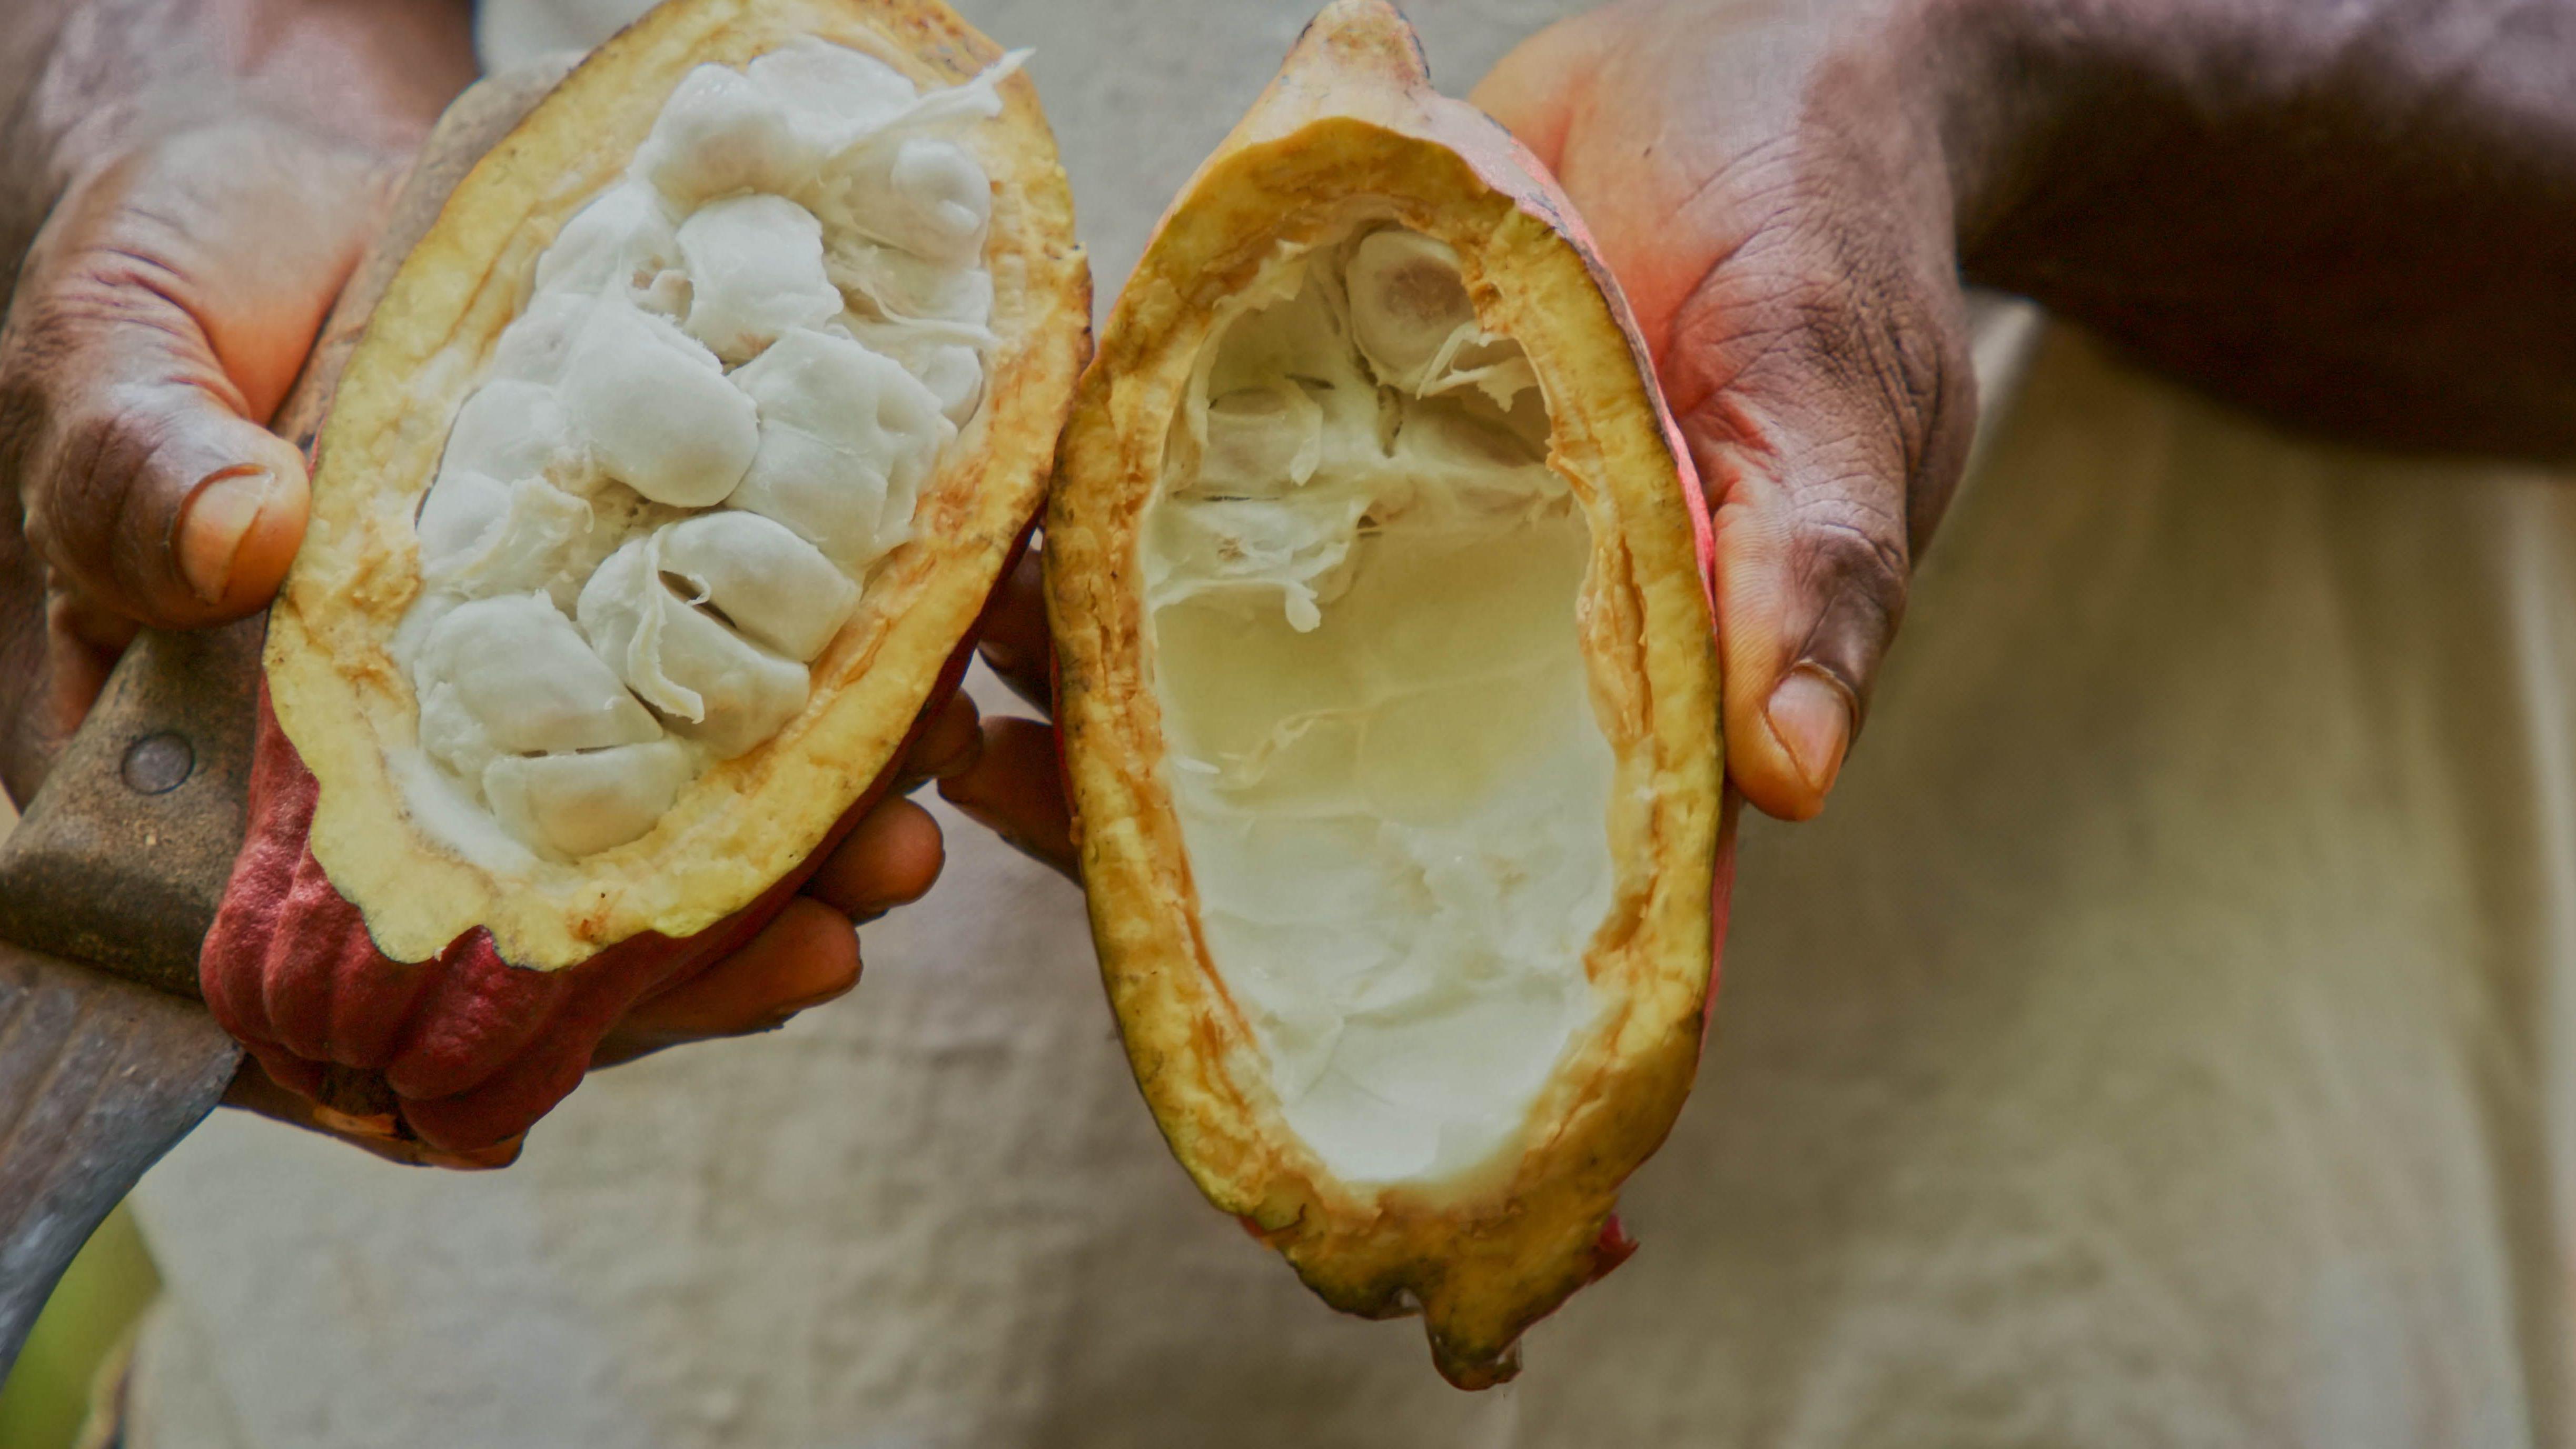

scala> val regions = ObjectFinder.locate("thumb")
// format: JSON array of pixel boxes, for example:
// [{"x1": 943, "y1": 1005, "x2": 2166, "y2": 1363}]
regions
[
  {"x1": 1472, "y1": 3, "x2": 1982, "y2": 820},
  {"x1": 14, "y1": 364, "x2": 311, "y2": 626},
  {"x1": 1668, "y1": 245, "x2": 1977, "y2": 821},
  {"x1": 2, "y1": 123, "x2": 389, "y2": 628}
]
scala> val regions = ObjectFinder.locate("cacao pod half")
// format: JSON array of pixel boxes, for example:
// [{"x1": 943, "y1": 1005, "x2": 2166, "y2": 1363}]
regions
[
  {"x1": 203, "y1": 0, "x2": 1088, "y2": 1151},
  {"x1": 1048, "y1": 0, "x2": 1725, "y2": 1388}
]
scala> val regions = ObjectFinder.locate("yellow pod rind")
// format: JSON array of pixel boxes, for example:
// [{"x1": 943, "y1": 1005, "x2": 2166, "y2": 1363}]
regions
[
  {"x1": 1049, "y1": 0, "x2": 1720, "y2": 1388},
  {"x1": 269, "y1": 0, "x2": 1091, "y2": 969}
]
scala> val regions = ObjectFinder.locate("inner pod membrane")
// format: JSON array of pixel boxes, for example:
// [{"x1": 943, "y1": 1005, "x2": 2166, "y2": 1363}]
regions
[{"x1": 1140, "y1": 224, "x2": 1615, "y2": 1185}]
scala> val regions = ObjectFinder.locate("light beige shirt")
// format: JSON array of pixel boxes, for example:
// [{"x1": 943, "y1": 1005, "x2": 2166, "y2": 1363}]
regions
[{"x1": 123, "y1": 2, "x2": 2576, "y2": 1445}]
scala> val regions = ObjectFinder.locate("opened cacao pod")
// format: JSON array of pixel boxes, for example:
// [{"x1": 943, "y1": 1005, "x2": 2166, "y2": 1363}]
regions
[
  {"x1": 1048, "y1": 0, "x2": 1725, "y2": 1388},
  {"x1": 203, "y1": 0, "x2": 1089, "y2": 1151}
]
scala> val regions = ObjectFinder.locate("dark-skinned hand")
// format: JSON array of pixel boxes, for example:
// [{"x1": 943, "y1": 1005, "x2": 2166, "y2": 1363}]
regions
[{"x1": 0, "y1": 0, "x2": 999, "y2": 1168}]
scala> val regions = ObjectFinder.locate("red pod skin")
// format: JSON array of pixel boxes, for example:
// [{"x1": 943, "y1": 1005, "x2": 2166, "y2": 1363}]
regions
[{"x1": 201, "y1": 634, "x2": 977, "y2": 1154}]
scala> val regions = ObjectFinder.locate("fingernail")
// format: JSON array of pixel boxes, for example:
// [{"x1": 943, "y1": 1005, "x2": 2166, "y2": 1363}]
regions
[
  {"x1": 311, "y1": 1104, "x2": 402, "y2": 1140},
  {"x1": 788, "y1": 971, "x2": 862, "y2": 1014},
  {"x1": 177, "y1": 466, "x2": 279, "y2": 604},
  {"x1": 421, "y1": 1136, "x2": 524, "y2": 1171},
  {"x1": 749, "y1": 979, "x2": 861, "y2": 1034},
  {"x1": 1765, "y1": 666, "x2": 1852, "y2": 798}
]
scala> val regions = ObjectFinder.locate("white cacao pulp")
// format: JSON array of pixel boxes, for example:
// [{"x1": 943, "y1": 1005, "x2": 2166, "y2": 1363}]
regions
[
  {"x1": 393, "y1": 38, "x2": 1016, "y2": 864},
  {"x1": 1140, "y1": 226, "x2": 1616, "y2": 1186}
]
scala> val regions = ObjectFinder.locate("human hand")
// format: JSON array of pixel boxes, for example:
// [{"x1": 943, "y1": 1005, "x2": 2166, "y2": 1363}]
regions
[
  {"x1": 1471, "y1": 0, "x2": 2576, "y2": 823},
  {"x1": 1471, "y1": 0, "x2": 1988, "y2": 821},
  {"x1": 945, "y1": 2, "x2": 1985, "y2": 838},
  {"x1": 0, "y1": 0, "x2": 989, "y2": 1167},
  {"x1": 934, "y1": 0, "x2": 1973, "y2": 859},
  {"x1": 938, "y1": 542, "x2": 1079, "y2": 879},
  {"x1": 0, "y1": 0, "x2": 482, "y2": 797}
]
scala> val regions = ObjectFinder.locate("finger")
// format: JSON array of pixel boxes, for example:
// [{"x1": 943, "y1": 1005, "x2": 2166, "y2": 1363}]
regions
[
  {"x1": 15, "y1": 369, "x2": 312, "y2": 626},
  {"x1": 1664, "y1": 240, "x2": 1977, "y2": 821},
  {"x1": 222, "y1": 1061, "x2": 521, "y2": 1170},
  {"x1": 605, "y1": 897, "x2": 861, "y2": 1054},
  {"x1": 897, "y1": 686, "x2": 984, "y2": 788},
  {"x1": 1467, "y1": 8, "x2": 1616, "y2": 171},
  {"x1": 804, "y1": 796, "x2": 946, "y2": 919},
  {"x1": 974, "y1": 538, "x2": 1053, "y2": 716},
  {"x1": 17, "y1": 589, "x2": 132, "y2": 777},
  {"x1": 2, "y1": 125, "x2": 388, "y2": 628},
  {"x1": 938, "y1": 716, "x2": 1078, "y2": 880}
]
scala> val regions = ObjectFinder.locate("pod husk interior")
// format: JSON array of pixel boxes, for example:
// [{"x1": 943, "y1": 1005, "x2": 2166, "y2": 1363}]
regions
[
  {"x1": 1047, "y1": 0, "x2": 1720, "y2": 1388},
  {"x1": 269, "y1": 0, "x2": 1088, "y2": 969}
]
